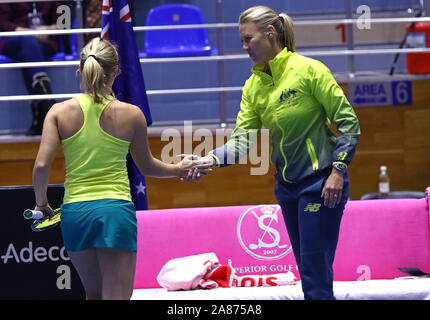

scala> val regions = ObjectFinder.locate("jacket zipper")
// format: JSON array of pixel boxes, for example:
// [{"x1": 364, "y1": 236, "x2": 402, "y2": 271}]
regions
[{"x1": 306, "y1": 138, "x2": 319, "y2": 171}]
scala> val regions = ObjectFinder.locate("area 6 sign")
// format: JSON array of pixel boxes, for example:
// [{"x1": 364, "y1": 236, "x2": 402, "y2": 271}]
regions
[{"x1": 348, "y1": 81, "x2": 412, "y2": 107}]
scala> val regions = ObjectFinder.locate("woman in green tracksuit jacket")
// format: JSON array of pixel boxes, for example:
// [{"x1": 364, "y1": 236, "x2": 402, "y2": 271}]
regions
[{"x1": 190, "y1": 6, "x2": 360, "y2": 300}]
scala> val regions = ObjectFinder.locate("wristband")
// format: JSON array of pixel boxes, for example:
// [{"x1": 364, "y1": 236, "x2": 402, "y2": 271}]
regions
[
  {"x1": 332, "y1": 162, "x2": 346, "y2": 174},
  {"x1": 208, "y1": 154, "x2": 220, "y2": 167}
]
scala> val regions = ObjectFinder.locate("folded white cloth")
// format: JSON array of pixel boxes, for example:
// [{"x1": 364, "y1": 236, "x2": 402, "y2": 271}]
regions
[
  {"x1": 157, "y1": 252, "x2": 296, "y2": 291},
  {"x1": 157, "y1": 252, "x2": 220, "y2": 291}
]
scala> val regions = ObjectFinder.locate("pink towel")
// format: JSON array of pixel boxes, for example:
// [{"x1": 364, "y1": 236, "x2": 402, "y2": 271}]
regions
[{"x1": 157, "y1": 253, "x2": 296, "y2": 291}]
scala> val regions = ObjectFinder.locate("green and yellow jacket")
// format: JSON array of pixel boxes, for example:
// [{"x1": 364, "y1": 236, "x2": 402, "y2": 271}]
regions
[{"x1": 210, "y1": 48, "x2": 360, "y2": 183}]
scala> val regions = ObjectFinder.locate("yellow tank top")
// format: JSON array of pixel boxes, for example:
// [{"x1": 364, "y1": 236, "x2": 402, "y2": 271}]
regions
[{"x1": 61, "y1": 94, "x2": 132, "y2": 204}]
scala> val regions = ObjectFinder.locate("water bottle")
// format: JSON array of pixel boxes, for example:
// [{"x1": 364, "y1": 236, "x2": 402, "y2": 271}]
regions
[
  {"x1": 23, "y1": 209, "x2": 45, "y2": 220},
  {"x1": 378, "y1": 165, "x2": 390, "y2": 199}
]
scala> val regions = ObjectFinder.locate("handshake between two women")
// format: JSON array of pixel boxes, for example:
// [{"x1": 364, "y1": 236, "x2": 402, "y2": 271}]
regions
[{"x1": 177, "y1": 154, "x2": 217, "y2": 182}]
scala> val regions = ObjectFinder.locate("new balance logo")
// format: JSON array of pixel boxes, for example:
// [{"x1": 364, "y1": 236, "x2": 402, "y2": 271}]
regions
[{"x1": 304, "y1": 203, "x2": 321, "y2": 213}]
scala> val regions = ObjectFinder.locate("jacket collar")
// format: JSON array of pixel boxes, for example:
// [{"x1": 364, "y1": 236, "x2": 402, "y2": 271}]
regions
[{"x1": 251, "y1": 47, "x2": 293, "y2": 84}]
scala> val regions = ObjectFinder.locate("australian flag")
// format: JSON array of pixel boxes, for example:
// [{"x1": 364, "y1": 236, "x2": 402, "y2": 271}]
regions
[{"x1": 101, "y1": 0, "x2": 152, "y2": 210}]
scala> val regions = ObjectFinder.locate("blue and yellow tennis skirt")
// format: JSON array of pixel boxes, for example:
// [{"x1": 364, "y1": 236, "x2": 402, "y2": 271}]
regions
[{"x1": 60, "y1": 199, "x2": 137, "y2": 252}]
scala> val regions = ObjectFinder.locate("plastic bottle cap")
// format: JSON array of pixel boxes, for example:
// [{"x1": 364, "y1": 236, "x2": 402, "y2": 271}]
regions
[{"x1": 23, "y1": 209, "x2": 33, "y2": 219}]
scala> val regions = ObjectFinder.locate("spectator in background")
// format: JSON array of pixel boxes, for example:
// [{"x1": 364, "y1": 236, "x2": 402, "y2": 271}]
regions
[
  {"x1": 82, "y1": 1, "x2": 194, "y2": 51},
  {"x1": 0, "y1": 2, "x2": 62, "y2": 135}
]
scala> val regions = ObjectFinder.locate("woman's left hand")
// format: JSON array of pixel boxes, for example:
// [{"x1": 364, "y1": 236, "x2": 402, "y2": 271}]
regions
[{"x1": 321, "y1": 168, "x2": 344, "y2": 208}]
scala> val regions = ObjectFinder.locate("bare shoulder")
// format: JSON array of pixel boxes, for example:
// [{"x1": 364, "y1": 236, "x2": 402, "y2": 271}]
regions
[
  {"x1": 47, "y1": 98, "x2": 80, "y2": 118},
  {"x1": 113, "y1": 100, "x2": 143, "y2": 113},
  {"x1": 112, "y1": 100, "x2": 147, "y2": 125}
]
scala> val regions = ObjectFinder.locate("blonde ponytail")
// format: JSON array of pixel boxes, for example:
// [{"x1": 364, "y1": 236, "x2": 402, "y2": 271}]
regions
[
  {"x1": 80, "y1": 38, "x2": 119, "y2": 104},
  {"x1": 278, "y1": 13, "x2": 295, "y2": 52},
  {"x1": 239, "y1": 6, "x2": 295, "y2": 52}
]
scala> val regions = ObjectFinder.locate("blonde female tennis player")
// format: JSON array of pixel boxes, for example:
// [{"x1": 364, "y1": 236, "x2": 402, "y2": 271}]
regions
[{"x1": 32, "y1": 37, "x2": 202, "y2": 300}]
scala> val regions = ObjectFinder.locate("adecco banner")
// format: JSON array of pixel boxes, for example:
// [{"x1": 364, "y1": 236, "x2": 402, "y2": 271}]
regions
[{"x1": 0, "y1": 185, "x2": 85, "y2": 300}]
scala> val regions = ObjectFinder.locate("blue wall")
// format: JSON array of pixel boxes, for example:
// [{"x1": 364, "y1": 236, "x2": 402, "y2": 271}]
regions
[{"x1": 0, "y1": 0, "x2": 421, "y2": 132}]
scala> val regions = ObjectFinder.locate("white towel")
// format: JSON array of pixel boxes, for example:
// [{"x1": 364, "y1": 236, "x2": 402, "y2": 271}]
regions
[
  {"x1": 157, "y1": 252, "x2": 296, "y2": 291},
  {"x1": 157, "y1": 252, "x2": 219, "y2": 291}
]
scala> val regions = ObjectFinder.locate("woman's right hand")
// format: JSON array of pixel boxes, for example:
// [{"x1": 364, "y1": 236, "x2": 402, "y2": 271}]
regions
[{"x1": 177, "y1": 154, "x2": 214, "y2": 182}]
